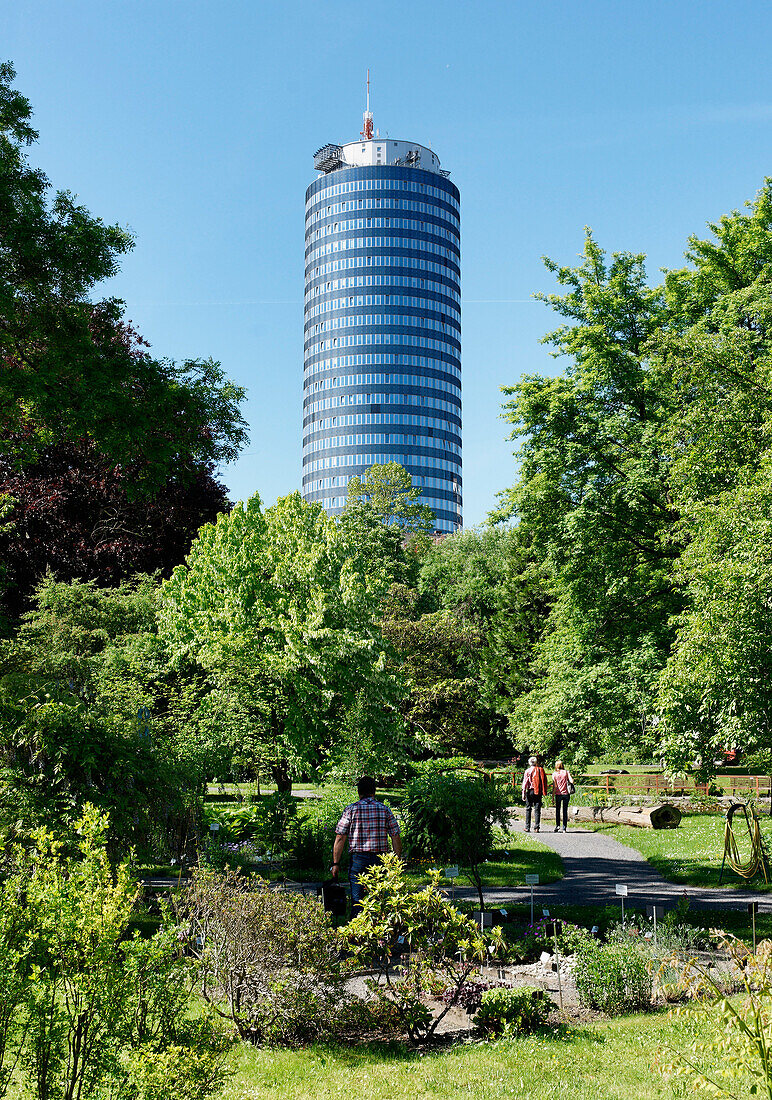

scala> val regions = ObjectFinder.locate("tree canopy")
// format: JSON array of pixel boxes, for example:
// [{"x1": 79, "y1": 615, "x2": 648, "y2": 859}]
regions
[
  {"x1": 0, "y1": 437, "x2": 230, "y2": 626},
  {"x1": 345, "y1": 461, "x2": 436, "y2": 536},
  {"x1": 0, "y1": 61, "x2": 247, "y2": 489},
  {"x1": 494, "y1": 180, "x2": 772, "y2": 772},
  {"x1": 159, "y1": 493, "x2": 403, "y2": 787}
]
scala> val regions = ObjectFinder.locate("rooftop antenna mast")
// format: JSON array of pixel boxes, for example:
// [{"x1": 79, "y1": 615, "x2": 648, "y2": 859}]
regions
[{"x1": 361, "y1": 69, "x2": 373, "y2": 140}]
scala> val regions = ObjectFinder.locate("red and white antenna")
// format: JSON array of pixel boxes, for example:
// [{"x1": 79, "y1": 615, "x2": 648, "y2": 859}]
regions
[{"x1": 360, "y1": 69, "x2": 373, "y2": 140}]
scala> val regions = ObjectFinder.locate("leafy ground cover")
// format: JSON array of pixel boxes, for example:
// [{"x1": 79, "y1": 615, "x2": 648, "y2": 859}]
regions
[
  {"x1": 217, "y1": 1012, "x2": 702, "y2": 1100},
  {"x1": 585, "y1": 813, "x2": 772, "y2": 890}
]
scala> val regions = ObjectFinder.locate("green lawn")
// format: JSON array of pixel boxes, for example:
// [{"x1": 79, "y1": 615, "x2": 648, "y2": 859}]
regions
[
  {"x1": 217, "y1": 1012, "x2": 704, "y2": 1100},
  {"x1": 404, "y1": 831, "x2": 563, "y2": 890},
  {"x1": 263, "y1": 832, "x2": 564, "y2": 891},
  {"x1": 586, "y1": 813, "x2": 772, "y2": 890}
]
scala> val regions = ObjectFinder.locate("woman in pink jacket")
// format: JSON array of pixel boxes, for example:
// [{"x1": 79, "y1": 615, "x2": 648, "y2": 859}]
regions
[{"x1": 552, "y1": 760, "x2": 574, "y2": 832}]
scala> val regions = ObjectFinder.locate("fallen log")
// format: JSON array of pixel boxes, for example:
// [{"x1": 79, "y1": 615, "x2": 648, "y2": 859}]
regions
[{"x1": 571, "y1": 803, "x2": 681, "y2": 829}]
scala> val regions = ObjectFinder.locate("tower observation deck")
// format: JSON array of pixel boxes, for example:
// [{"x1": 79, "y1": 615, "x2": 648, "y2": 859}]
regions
[{"x1": 301, "y1": 97, "x2": 462, "y2": 533}]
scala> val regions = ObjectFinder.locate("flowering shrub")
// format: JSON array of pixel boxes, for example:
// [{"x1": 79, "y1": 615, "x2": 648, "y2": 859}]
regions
[{"x1": 343, "y1": 855, "x2": 506, "y2": 1045}]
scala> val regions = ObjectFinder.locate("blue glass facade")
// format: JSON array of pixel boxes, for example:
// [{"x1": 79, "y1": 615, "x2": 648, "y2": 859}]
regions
[{"x1": 302, "y1": 159, "x2": 462, "y2": 532}]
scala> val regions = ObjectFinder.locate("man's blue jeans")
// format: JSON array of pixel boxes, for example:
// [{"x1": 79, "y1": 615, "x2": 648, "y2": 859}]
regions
[{"x1": 349, "y1": 851, "x2": 383, "y2": 915}]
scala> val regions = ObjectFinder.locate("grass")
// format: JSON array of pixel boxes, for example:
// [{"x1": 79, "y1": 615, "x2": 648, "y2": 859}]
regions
[
  {"x1": 0, "y1": 1004, "x2": 731, "y2": 1100},
  {"x1": 585, "y1": 812, "x2": 772, "y2": 890},
  {"x1": 237, "y1": 832, "x2": 564, "y2": 891},
  {"x1": 402, "y1": 831, "x2": 563, "y2": 890},
  {"x1": 216, "y1": 1012, "x2": 704, "y2": 1100}
]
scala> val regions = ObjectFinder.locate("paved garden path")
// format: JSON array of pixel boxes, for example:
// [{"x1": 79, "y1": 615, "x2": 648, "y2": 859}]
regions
[
  {"x1": 449, "y1": 822, "x2": 772, "y2": 914},
  {"x1": 142, "y1": 824, "x2": 772, "y2": 914}
]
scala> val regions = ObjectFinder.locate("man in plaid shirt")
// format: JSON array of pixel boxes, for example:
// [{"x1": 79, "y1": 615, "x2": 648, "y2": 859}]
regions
[{"x1": 332, "y1": 776, "x2": 401, "y2": 913}]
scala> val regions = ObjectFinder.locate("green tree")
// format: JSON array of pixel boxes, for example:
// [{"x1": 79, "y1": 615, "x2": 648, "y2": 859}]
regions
[
  {"x1": 655, "y1": 180, "x2": 772, "y2": 509},
  {"x1": 160, "y1": 493, "x2": 402, "y2": 790},
  {"x1": 345, "y1": 462, "x2": 436, "y2": 536},
  {"x1": 326, "y1": 690, "x2": 410, "y2": 784},
  {"x1": 417, "y1": 526, "x2": 551, "y2": 717},
  {"x1": 653, "y1": 182, "x2": 772, "y2": 774},
  {"x1": 382, "y1": 586, "x2": 504, "y2": 756},
  {"x1": 0, "y1": 61, "x2": 246, "y2": 488},
  {"x1": 658, "y1": 464, "x2": 772, "y2": 775},
  {"x1": 495, "y1": 233, "x2": 680, "y2": 762},
  {"x1": 336, "y1": 499, "x2": 420, "y2": 590},
  {"x1": 0, "y1": 575, "x2": 204, "y2": 856},
  {"x1": 495, "y1": 181, "x2": 772, "y2": 769}
]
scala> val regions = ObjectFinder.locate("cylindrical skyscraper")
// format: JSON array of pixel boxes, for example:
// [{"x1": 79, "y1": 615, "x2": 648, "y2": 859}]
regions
[{"x1": 302, "y1": 98, "x2": 461, "y2": 532}]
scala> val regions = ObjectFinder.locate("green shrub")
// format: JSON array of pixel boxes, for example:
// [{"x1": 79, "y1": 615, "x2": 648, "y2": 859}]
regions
[
  {"x1": 203, "y1": 803, "x2": 262, "y2": 842},
  {"x1": 660, "y1": 935, "x2": 772, "y2": 1094},
  {"x1": 4, "y1": 806, "x2": 229, "y2": 1100},
  {"x1": 473, "y1": 986, "x2": 552, "y2": 1035},
  {"x1": 574, "y1": 941, "x2": 653, "y2": 1015},
  {"x1": 292, "y1": 784, "x2": 356, "y2": 870},
  {"x1": 179, "y1": 867, "x2": 346, "y2": 1046},
  {"x1": 343, "y1": 855, "x2": 506, "y2": 1045},
  {"x1": 606, "y1": 917, "x2": 707, "y2": 956},
  {"x1": 401, "y1": 767, "x2": 509, "y2": 909}
]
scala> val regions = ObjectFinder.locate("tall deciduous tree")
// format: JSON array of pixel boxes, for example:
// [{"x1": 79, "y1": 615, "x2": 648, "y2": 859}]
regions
[
  {"x1": 653, "y1": 182, "x2": 772, "y2": 773},
  {"x1": 159, "y1": 493, "x2": 402, "y2": 789},
  {"x1": 345, "y1": 462, "x2": 436, "y2": 536},
  {"x1": 495, "y1": 181, "x2": 772, "y2": 771},
  {"x1": 0, "y1": 61, "x2": 247, "y2": 487},
  {"x1": 381, "y1": 585, "x2": 502, "y2": 756},
  {"x1": 0, "y1": 575, "x2": 214, "y2": 856},
  {"x1": 417, "y1": 526, "x2": 551, "y2": 718},
  {"x1": 495, "y1": 234, "x2": 679, "y2": 763}
]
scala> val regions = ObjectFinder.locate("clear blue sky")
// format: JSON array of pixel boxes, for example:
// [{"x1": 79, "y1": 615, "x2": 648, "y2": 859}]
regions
[{"x1": 6, "y1": 1, "x2": 772, "y2": 524}]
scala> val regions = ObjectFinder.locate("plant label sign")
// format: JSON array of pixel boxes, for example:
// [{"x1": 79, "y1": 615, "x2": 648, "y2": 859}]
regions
[
  {"x1": 525, "y1": 874, "x2": 539, "y2": 885},
  {"x1": 615, "y1": 884, "x2": 628, "y2": 896},
  {"x1": 444, "y1": 865, "x2": 459, "y2": 879}
]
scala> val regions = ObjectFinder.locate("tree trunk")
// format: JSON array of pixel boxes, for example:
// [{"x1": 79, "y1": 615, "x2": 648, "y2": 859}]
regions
[
  {"x1": 467, "y1": 865, "x2": 485, "y2": 911},
  {"x1": 570, "y1": 803, "x2": 681, "y2": 829},
  {"x1": 271, "y1": 762, "x2": 292, "y2": 794}
]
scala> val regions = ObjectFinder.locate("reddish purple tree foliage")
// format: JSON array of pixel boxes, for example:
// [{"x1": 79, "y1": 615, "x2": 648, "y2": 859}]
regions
[{"x1": 0, "y1": 438, "x2": 231, "y2": 623}]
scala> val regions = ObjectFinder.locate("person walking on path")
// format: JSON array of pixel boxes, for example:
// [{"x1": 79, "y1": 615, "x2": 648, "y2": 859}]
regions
[
  {"x1": 552, "y1": 760, "x2": 574, "y2": 832},
  {"x1": 521, "y1": 756, "x2": 549, "y2": 833},
  {"x1": 332, "y1": 776, "x2": 401, "y2": 914}
]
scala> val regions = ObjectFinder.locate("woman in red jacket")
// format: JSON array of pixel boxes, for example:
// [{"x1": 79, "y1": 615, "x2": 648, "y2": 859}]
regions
[{"x1": 521, "y1": 756, "x2": 549, "y2": 833}]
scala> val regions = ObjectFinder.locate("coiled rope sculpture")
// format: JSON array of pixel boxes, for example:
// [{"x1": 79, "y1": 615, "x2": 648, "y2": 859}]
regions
[{"x1": 718, "y1": 801, "x2": 769, "y2": 885}]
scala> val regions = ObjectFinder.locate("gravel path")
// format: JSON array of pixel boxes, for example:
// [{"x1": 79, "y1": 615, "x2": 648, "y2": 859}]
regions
[{"x1": 446, "y1": 821, "x2": 772, "y2": 913}]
